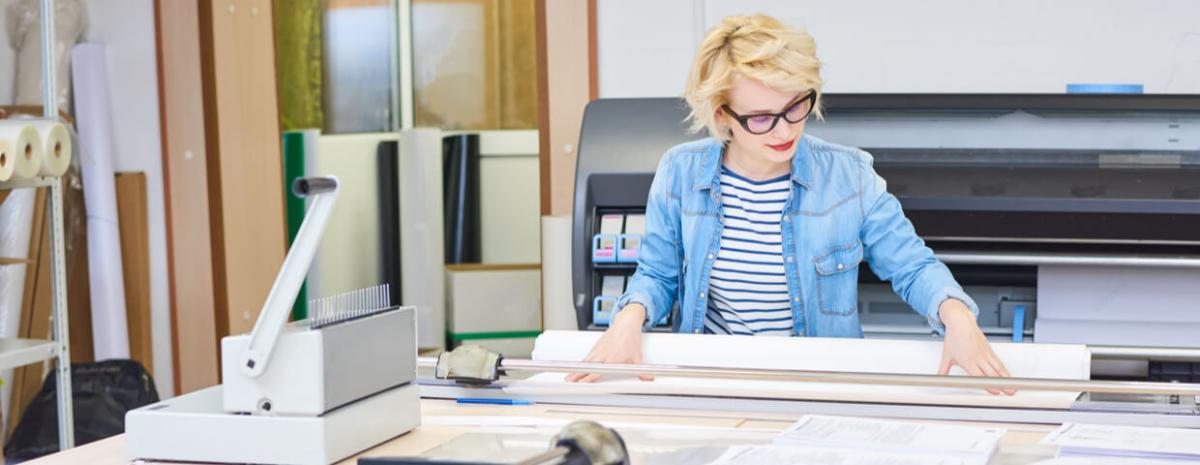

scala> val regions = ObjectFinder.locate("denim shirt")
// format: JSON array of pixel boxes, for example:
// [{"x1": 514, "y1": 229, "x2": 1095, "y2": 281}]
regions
[{"x1": 615, "y1": 134, "x2": 979, "y2": 337}]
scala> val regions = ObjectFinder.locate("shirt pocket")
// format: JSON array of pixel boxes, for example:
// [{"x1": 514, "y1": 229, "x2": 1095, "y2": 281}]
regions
[{"x1": 813, "y1": 240, "x2": 864, "y2": 316}]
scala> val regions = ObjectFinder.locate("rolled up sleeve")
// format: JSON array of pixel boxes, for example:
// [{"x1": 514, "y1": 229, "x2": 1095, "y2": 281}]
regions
[
  {"x1": 615, "y1": 152, "x2": 682, "y2": 329},
  {"x1": 856, "y1": 151, "x2": 979, "y2": 334}
]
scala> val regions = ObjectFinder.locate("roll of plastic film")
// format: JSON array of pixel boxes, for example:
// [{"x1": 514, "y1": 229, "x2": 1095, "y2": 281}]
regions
[
  {"x1": 0, "y1": 139, "x2": 14, "y2": 182},
  {"x1": 0, "y1": 122, "x2": 43, "y2": 179},
  {"x1": 32, "y1": 121, "x2": 72, "y2": 176}
]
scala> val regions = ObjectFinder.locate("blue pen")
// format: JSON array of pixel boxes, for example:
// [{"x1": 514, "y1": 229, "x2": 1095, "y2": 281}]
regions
[{"x1": 457, "y1": 398, "x2": 533, "y2": 406}]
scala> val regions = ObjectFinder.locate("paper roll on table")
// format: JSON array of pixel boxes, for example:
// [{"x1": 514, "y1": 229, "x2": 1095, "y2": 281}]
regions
[{"x1": 0, "y1": 122, "x2": 43, "y2": 179}]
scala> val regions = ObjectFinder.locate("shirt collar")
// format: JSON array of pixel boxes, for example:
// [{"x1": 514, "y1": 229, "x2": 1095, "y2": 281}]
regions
[{"x1": 692, "y1": 136, "x2": 813, "y2": 191}]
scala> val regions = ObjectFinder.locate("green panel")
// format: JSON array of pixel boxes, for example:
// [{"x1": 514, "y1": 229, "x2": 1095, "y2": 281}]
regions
[
  {"x1": 448, "y1": 330, "x2": 543, "y2": 343},
  {"x1": 282, "y1": 130, "x2": 310, "y2": 320}
]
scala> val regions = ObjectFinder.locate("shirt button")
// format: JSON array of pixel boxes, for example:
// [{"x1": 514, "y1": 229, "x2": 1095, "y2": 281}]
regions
[
  {"x1": 793, "y1": 296, "x2": 801, "y2": 302},
  {"x1": 707, "y1": 253, "x2": 714, "y2": 260},
  {"x1": 700, "y1": 292, "x2": 707, "y2": 299},
  {"x1": 787, "y1": 256, "x2": 794, "y2": 263},
  {"x1": 837, "y1": 263, "x2": 845, "y2": 270},
  {"x1": 694, "y1": 329, "x2": 701, "y2": 334},
  {"x1": 783, "y1": 215, "x2": 791, "y2": 222}
]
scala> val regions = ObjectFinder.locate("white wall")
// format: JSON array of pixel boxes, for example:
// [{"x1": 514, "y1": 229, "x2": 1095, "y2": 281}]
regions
[
  {"x1": 82, "y1": 0, "x2": 172, "y2": 398},
  {"x1": 0, "y1": 3, "x2": 13, "y2": 104},
  {"x1": 596, "y1": 0, "x2": 698, "y2": 99},
  {"x1": 598, "y1": 0, "x2": 1200, "y2": 97}
]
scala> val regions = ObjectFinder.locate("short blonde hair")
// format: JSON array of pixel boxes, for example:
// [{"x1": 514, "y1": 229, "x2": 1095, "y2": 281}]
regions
[{"x1": 684, "y1": 15, "x2": 824, "y2": 140}]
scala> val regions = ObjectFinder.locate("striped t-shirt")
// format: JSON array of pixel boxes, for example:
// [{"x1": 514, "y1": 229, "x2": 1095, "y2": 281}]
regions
[{"x1": 703, "y1": 166, "x2": 793, "y2": 336}]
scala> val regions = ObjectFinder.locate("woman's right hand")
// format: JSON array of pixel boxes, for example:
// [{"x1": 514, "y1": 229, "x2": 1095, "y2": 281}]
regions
[{"x1": 565, "y1": 303, "x2": 653, "y2": 383}]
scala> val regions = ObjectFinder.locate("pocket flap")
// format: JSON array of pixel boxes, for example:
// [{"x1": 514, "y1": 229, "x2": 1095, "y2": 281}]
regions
[{"x1": 814, "y1": 241, "x2": 864, "y2": 276}]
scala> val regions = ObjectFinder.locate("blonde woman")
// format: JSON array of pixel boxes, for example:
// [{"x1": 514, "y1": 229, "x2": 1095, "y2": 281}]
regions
[{"x1": 567, "y1": 14, "x2": 1013, "y2": 394}]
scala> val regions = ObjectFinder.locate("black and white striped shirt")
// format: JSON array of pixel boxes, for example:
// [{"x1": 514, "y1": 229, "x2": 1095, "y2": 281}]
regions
[{"x1": 703, "y1": 166, "x2": 794, "y2": 336}]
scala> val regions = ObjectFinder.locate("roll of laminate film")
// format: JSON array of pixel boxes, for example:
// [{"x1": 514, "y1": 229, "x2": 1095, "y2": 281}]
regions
[
  {"x1": 0, "y1": 139, "x2": 14, "y2": 182},
  {"x1": 376, "y1": 140, "x2": 402, "y2": 307},
  {"x1": 0, "y1": 122, "x2": 43, "y2": 179},
  {"x1": 72, "y1": 43, "x2": 132, "y2": 361},
  {"x1": 442, "y1": 133, "x2": 481, "y2": 264},
  {"x1": 398, "y1": 128, "x2": 446, "y2": 349},
  {"x1": 31, "y1": 121, "x2": 73, "y2": 177}
]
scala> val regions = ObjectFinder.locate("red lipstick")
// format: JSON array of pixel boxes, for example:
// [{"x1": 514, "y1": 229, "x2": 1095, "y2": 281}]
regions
[{"x1": 768, "y1": 139, "x2": 795, "y2": 152}]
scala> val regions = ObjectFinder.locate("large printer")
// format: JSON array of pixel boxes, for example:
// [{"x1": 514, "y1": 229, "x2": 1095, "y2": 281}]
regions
[{"x1": 572, "y1": 94, "x2": 1200, "y2": 381}]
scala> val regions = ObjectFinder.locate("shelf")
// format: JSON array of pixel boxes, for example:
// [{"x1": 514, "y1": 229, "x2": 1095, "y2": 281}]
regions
[
  {"x1": 0, "y1": 176, "x2": 58, "y2": 190},
  {"x1": 593, "y1": 262, "x2": 637, "y2": 270},
  {"x1": 0, "y1": 338, "x2": 58, "y2": 371},
  {"x1": 0, "y1": 257, "x2": 33, "y2": 265}
]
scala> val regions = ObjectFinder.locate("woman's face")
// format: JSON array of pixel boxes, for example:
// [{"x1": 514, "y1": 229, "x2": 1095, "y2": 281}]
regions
[{"x1": 718, "y1": 76, "x2": 813, "y2": 166}]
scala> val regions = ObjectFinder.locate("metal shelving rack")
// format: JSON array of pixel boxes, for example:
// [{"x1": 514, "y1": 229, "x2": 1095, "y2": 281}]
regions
[{"x1": 0, "y1": 0, "x2": 75, "y2": 451}]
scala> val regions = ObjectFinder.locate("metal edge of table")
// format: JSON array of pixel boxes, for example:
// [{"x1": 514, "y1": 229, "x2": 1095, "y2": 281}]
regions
[{"x1": 418, "y1": 382, "x2": 1200, "y2": 429}]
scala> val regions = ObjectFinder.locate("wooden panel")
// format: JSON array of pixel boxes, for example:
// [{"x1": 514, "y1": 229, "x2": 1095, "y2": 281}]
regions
[
  {"x1": 62, "y1": 172, "x2": 96, "y2": 365},
  {"x1": 154, "y1": 0, "x2": 219, "y2": 395},
  {"x1": 536, "y1": 0, "x2": 592, "y2": 216},
  {"x1": 198, "y1": 0, "x2": 288, "y2": 341},
  {"x1": 497, "y1": 0, "x2": 538, "y2": 129},
  {"x1": 115, "y1": 173, "x2": 153, "y2": 376}
]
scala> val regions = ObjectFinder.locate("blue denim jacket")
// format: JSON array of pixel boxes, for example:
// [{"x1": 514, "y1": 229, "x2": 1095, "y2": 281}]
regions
[{"x1": 615, "y1": 135, "x2": 979, "y2": 337}]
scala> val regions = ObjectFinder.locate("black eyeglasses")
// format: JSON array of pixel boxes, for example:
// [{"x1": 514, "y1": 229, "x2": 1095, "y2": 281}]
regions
[{"x1": 722, "y1": 90, "x2": 818, "y2": 135}]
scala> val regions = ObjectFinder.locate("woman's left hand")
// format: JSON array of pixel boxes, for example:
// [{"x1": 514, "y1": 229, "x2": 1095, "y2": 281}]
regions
[{"x1": 937, "y1": 300, "x2": 1015, "y2": 396}]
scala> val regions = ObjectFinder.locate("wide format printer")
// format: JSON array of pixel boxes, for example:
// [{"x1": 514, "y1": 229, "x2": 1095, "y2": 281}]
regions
[{"x1": 571, "y1": 94, "x2": 1200, "y2": 381}]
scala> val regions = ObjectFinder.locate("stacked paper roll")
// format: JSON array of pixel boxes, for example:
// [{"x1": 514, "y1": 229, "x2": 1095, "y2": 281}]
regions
[
  {"x1": 30, "y1": 121, "x2": 73, "y2": 176},
  {"x1": 0, "y1": 139, "x2": 13, "y2": 182},
  {"x1": 0, "y1": 120, "x2": 71, "y2": 180},
  {"x1": 0, "y1": 122, "x2": 43, "y2": 179}
]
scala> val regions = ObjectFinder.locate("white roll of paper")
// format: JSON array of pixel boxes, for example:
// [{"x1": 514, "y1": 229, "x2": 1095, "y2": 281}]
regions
[
  {"x1": 514, "y1": 330, "x2": 1092, "y2": 409},
  {"x1": 31, "y1": 121, "x2": 72, "y2": 177},
  {"x1": 72, "y1": 43, "x2": 131, "y2": 361},
  {"x1": 0, "y1": 122, "x2": 43, "y2": 179},
  {"x1": 398, "y1": 128, "x2": 446, "y2": 349},
  {"x1": 540, "y1": 215, "x2": 577, "y2": 330},
  {"x1": 0, "y1": 139, "x2": 14, "y2": 182}
]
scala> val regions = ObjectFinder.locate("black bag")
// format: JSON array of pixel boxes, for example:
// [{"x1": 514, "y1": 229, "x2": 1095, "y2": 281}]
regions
[{"x1": 5, "y1": 359, "x2": 159, "y2": 463}]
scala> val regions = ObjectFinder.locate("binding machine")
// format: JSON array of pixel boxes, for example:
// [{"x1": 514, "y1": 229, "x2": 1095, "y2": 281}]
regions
[{"x1": 125, "y1": 176, "x2": 422, "y2": 465}]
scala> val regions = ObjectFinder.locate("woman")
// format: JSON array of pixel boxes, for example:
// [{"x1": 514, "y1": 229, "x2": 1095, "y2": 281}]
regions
[{"x1": 567, "y1": 14, "x2": 1013, "y2": 394}]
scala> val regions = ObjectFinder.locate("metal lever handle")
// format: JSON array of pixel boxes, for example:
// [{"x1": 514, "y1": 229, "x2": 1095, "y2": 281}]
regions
[{"x1": 242, "y1": 176, "x2": 340, "y2": 378}]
